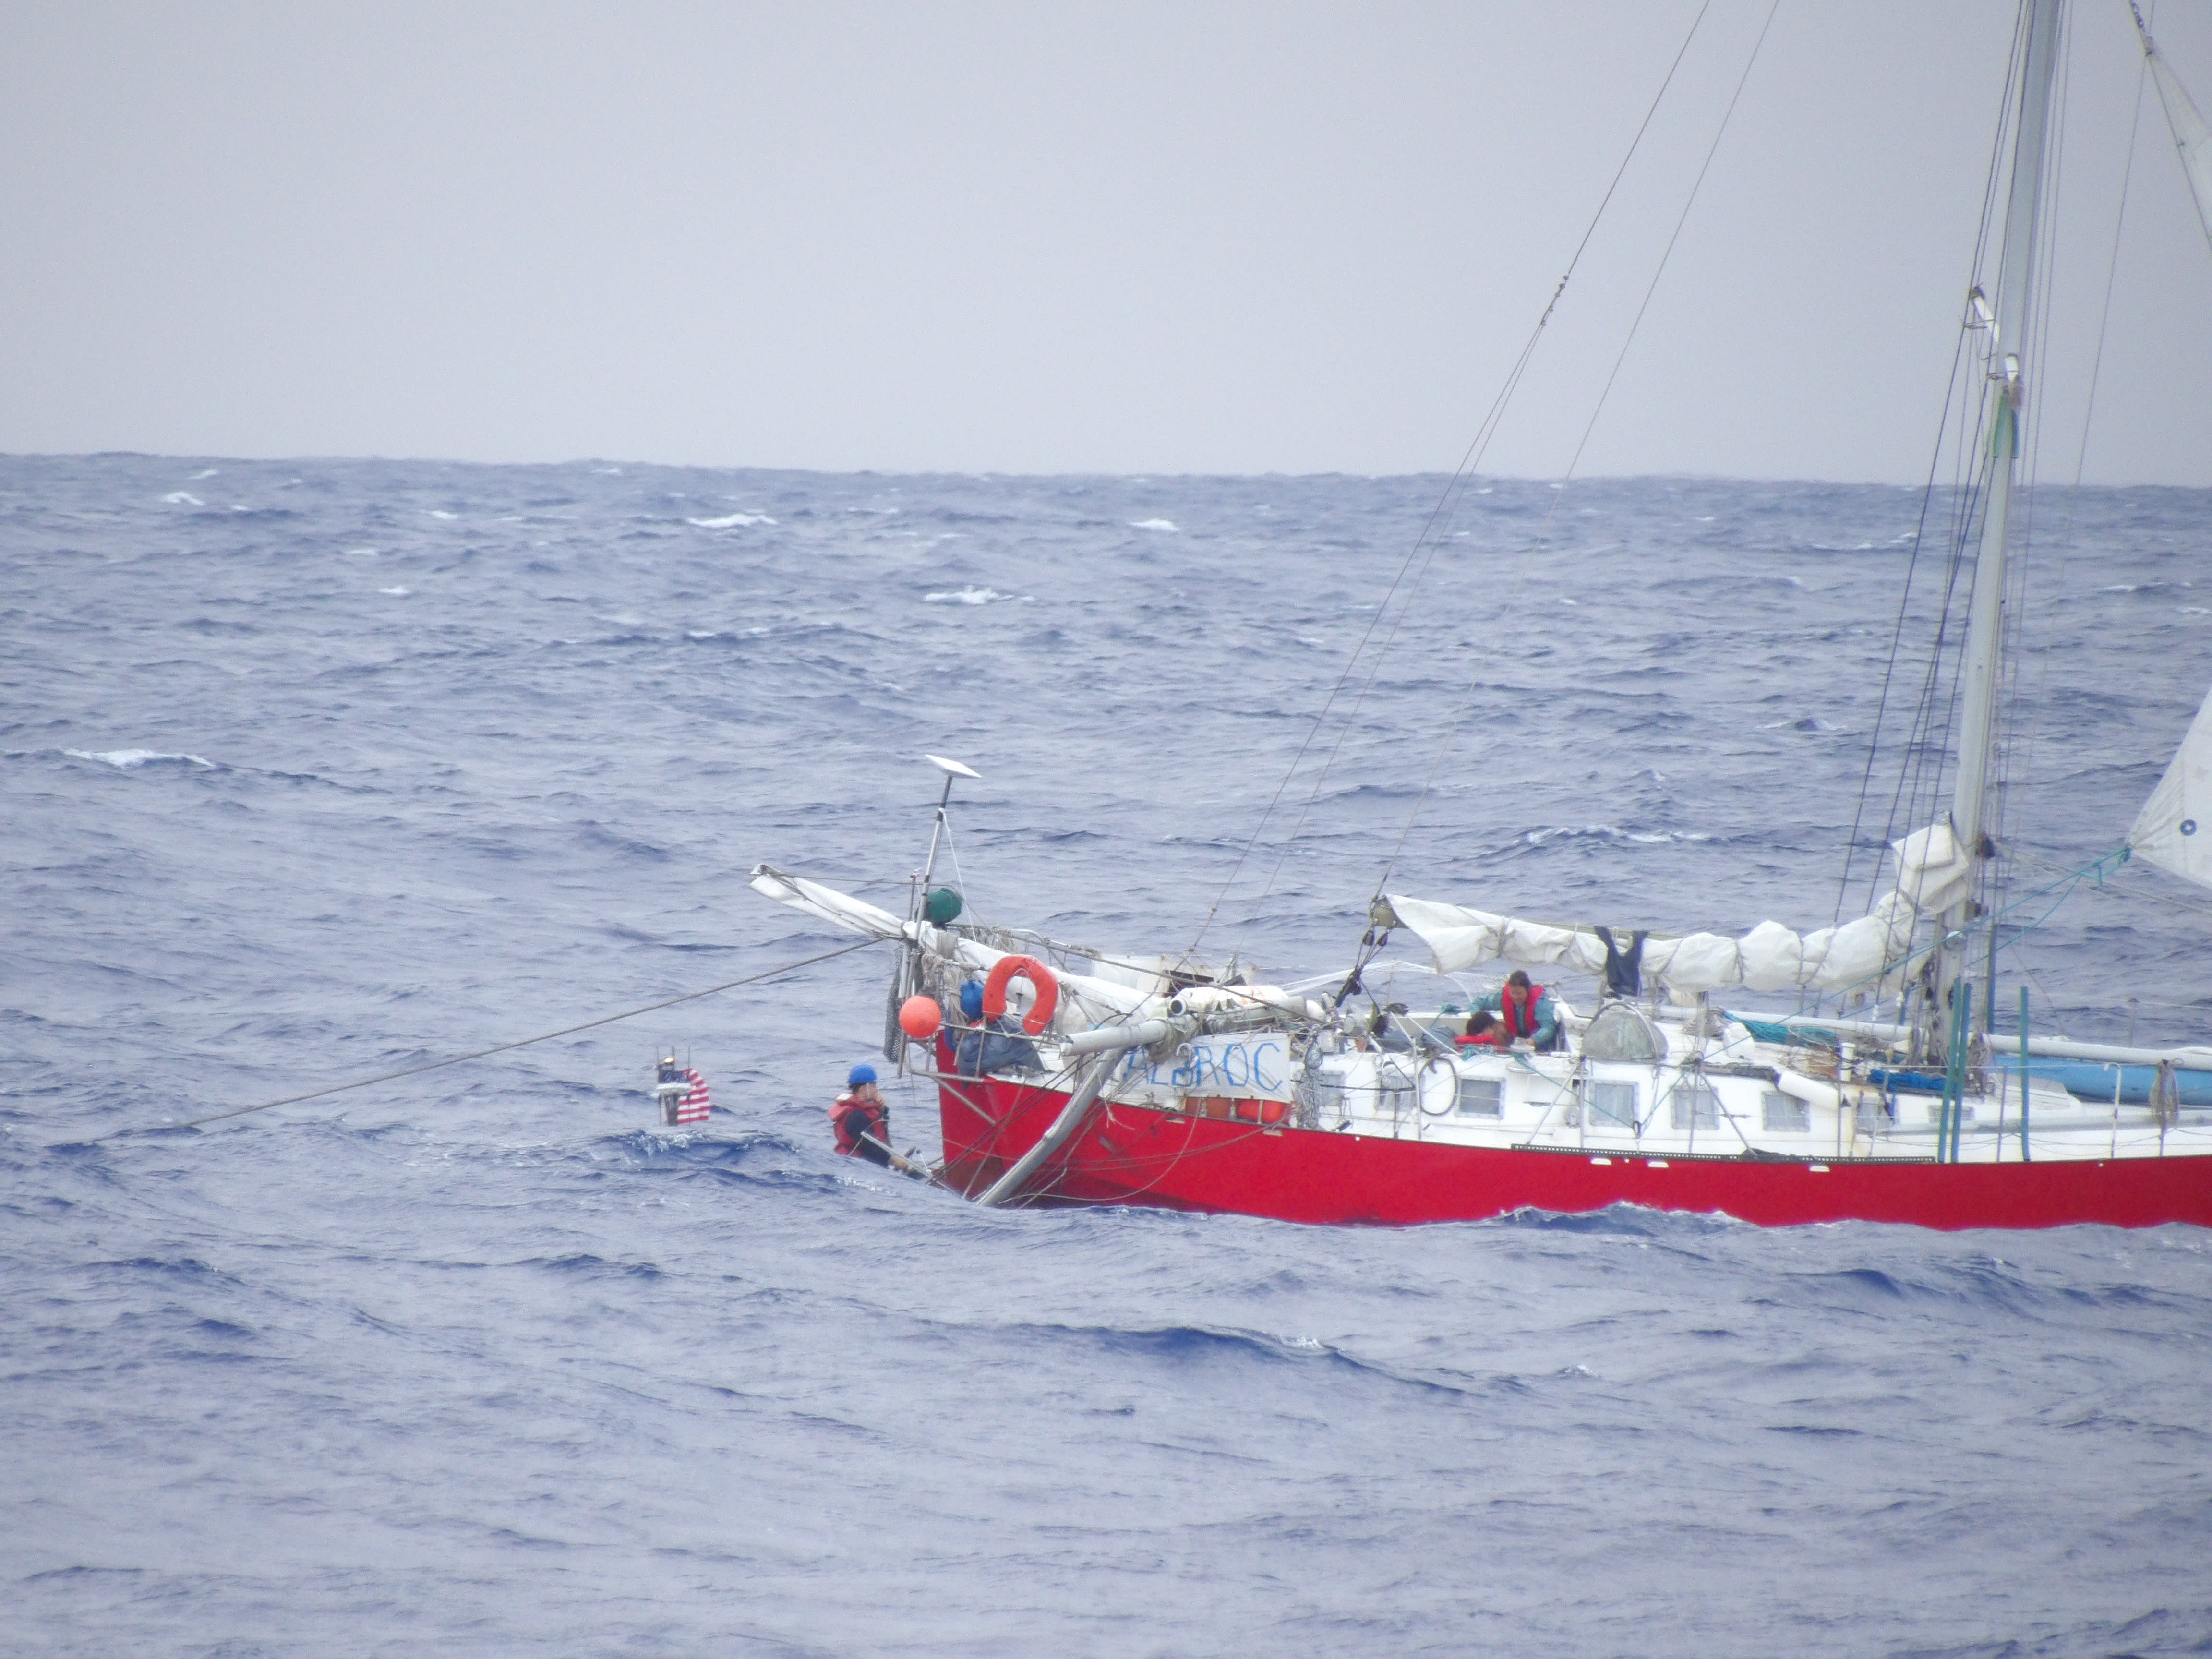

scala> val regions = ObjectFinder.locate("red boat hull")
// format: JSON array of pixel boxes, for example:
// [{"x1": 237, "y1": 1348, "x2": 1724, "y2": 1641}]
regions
[{"x1": 935, "y1": 1074, "x2": 2212, "y2": 1230}]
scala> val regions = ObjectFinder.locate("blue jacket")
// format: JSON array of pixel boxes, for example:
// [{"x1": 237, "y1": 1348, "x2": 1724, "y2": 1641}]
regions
[{"x1": 955, "y1": 1016, "x2": 1042, "y2": 1078}]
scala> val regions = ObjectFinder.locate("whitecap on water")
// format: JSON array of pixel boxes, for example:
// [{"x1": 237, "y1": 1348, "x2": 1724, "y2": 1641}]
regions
[
  {"x1": 925, "y1": 587, "x2": 1027, "y2": 605},
  {"x1": 428, "y1": 510, "x2": 459, "y2": 521},
  {"x1": 161, "y1": 492, "x2": 203, "y2": 506},
  {"x1": 1130, "y1": 518, "x2": 1178, "y2": 532},
  {"x1": 65, "y1": 748, "x2": 215, "y2": 770},
  {"x1": 686, "y1": 513, "x2": 775, "y2": 529},
  {"x1": 344, "y1": 548, "x2": 378, "y2": 558},
  {"x1": 1522, "y1": 824, "x2": 1712, "y2": 847},
  {"x1": 380, "y1": 587, "x2": 411, "y2": 596}
]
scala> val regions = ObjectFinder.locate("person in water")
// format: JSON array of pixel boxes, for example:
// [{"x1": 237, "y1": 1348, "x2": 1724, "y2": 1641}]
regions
[
  {"x1": 952, "y1": 980, "x2": 1042, "y2": 1078},
  {"x1": 830, "y1": 1064, "x2": 893, "y2": 1167},
  {"x1": 1479, "y1": 969, "x2": 1560, "y2": 1051}
]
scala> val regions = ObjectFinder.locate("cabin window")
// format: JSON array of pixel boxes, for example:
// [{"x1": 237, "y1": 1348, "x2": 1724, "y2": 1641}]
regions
[
  {"x1": 1761, "y1": 1090, "x2": 1811, "y2": 1132},
  {"x1": 1585, "y1": 1080, "x2": 1638, "y2": 1129},
  {"x1": 1668, "y1": 1083, "x2": 1721, "y2": 1130},
  {"x1": 1455, "y1": 1077, "x2": 1503, "y2": 1118}
]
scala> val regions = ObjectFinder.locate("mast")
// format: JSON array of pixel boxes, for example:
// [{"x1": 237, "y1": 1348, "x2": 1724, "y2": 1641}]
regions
[{"x1": 1937, "y1": 0, "x2": 2064, "y2": 1054}]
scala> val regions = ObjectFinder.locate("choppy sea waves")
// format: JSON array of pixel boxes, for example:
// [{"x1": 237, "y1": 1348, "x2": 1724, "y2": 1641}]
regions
[{"x1": 5, "y1": 455, "x2": 2211, "y2": 1656}]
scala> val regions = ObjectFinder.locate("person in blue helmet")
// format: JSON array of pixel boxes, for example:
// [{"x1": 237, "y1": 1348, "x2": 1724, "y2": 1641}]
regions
[
  {"x1": 829, "y1": 1063, "x2": 894, "y2": 1167},
  {"x1": 953, "y1": 979, "x2": 1042, "y2": 1078}
]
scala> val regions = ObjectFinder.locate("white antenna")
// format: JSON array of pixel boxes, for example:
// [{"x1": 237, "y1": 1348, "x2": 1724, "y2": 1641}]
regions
[{"x1": 920, "y1": 754, "x2": 977, "y2": 892}]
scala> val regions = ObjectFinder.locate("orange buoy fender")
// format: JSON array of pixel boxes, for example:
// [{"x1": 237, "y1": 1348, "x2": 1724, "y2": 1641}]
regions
[{"x1": 982, "y1": 954, "x2": 1059, "y2": 1036}]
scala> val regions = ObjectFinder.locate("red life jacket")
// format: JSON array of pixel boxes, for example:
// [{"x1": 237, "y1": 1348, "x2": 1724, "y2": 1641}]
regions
[
  {"x1": 1499, "y1": 984, "x2": 1547, "y2": 1039},
  {"x1": 828, "y1": 1091, "x2": 885, "y2": 1156}
]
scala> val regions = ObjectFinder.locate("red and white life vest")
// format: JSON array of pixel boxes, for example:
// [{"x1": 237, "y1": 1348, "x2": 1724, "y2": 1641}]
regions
[{"x1": 828, "y1": 1091, "x2": 885, "y2": 1156}]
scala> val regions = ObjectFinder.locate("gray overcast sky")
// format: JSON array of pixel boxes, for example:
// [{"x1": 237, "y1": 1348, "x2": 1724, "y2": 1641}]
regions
[{"x1": 3, "y1": 2, "x2": 2209, "y2": 482}]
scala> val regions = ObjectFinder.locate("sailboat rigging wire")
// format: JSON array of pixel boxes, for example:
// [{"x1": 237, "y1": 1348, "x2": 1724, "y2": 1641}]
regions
[
  {"x1": 1551, "y1": 0, "x2": 1782, "y2": 497},
  {"x1": 1871, "y1": 9, "x2": 2032, "y2": 906},
  {"x1": 2014, "y1": 844, "x2": 2212, "y2": 924},
  {"x1": 1829, "y1": 357, "x2": 1978, "y2": 925},
  {"x1": 1983, "y1": 1, "x2": 2080, "y2": 997},
  {"x1": 937, "y1": 815, "x2": 974, "y2": 926},
  {"x1": 1980, "y1": 848, "x2": 2140, "y2": 974},
  {"x1": 1790, "y1": 842, "x2": 2114, "y2": 1018},
  {"x1": 2004, "y1": 31, "x2": 2152, "y2": 890},
  {"x1": 86, "y1": 936, "x2": 884, "y2": 1142},
  {"x1": 2074, "y1": 24, "x2": 2150, "y2": 486},
  {"x1": 1180, "y1": 2, "x2": 1716, "y2": 960},
  {"x1": 1837, "y1": 5, "x2": 2035, "y2": 924},
  {"x1": 1901, "y1": 3, "x2": 2059, "y2": 884}
]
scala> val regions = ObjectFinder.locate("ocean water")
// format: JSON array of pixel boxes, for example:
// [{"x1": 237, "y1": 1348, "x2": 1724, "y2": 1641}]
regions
[{"x1": 5, "y1": 453, "x2": 2211, "y2": 1657}]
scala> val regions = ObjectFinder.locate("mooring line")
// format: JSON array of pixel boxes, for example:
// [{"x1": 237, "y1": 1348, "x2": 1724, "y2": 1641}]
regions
[{"x1": 88, "y1": 936, "x2": 884, "y2": 1142}]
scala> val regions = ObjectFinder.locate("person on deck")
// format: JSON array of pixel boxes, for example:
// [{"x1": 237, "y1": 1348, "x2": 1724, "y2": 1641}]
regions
[
  {"x1": 1455, "y1": 1010, "x2": 1509, "y2": 1051},
  {"x1": 953, "y1": 979, "x2": 1042, "y2": 1078},
  {"x1": 1480, "y1": 970, "x2": 1560, "y2": 1052},
  {"x1": 829, "y1": 1064, "x2": 892, "y2": 1167}
]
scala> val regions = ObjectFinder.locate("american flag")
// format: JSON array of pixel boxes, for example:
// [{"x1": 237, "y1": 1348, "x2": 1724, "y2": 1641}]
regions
[{"x1": 675, "y1": 1068, "x2": 711, "y2": 1124}]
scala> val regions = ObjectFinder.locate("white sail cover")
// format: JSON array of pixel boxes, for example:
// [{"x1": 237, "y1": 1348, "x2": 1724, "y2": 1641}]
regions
[
  {"x1": 2137, "y1": 4, "x2": 2212, "y2": 256},
  {"x1": 2128, "y1": 685, "x2": 2212, "y2": 889},
  {"x1": 1389, "y1": 823, "x2": 1972, "y2": 997}
]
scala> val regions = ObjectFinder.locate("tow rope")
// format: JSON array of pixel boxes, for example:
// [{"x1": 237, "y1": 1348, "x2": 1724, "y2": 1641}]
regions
[{"x1": 86, "y1": 936, "x2": 883, "y2": 1142}]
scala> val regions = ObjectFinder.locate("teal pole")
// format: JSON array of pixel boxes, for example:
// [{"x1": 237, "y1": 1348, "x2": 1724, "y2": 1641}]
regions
[
  {"x1": 2018, "y1": 985, "x2": 2032, "y2": 1164},
  {"x1": 1937, "y1": 998, "x2": 1954, "y2": 1164},
  {"x1": 1941, "y1": 1008, "x2": 1953, "y2": 1164},
  {"x1": 1942, "y1": 982, "x2": 1972, "y2": 1163},
  {"x1": 1958, "y1": 981, "x2": 1974, "y2": 1162}
]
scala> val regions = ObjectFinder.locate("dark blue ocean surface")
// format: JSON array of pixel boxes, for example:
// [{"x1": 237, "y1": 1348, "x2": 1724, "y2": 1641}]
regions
[{"x1": 4, "y1": 454, "x2": 2210, "y2": 1656}]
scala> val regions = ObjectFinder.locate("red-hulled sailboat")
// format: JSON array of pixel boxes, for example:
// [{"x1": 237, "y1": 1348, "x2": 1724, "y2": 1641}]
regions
[{"x1": 754, "y1": 0, "x2": 2212, "y2": 1230}]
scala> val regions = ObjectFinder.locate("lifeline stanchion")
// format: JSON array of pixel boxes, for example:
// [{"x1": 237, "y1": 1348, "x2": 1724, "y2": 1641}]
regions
[
  {"x1": 1939, "y1": 981, "x2": 1973, "y2": 1164},
  {"x1": 84, "y1": 936, "x2": 884, "y2": 1142}
]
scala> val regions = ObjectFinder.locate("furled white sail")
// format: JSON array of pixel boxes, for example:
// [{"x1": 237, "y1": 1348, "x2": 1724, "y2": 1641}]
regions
[
  {"x1": 748, "y1": 862, "x2": 1161, "y2": 1033},
  {"x1": 1388, "y1": 823, "x2": 1972, "y2": 997},
  {"x1": 2135, "y1": 2, "x2": 2212, "y2": 255},
  {"x1": 748, "y1": 865, "x2": 907, "y2": 940},
  {"x1": 2128, "y1": 686, "x2": 2212, "y2": 889}
]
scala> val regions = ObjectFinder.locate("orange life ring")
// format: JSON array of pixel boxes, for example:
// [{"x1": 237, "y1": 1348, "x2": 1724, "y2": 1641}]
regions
[{"x1": 982, "y1": 954, "x2": 1059, "y2": 1036}]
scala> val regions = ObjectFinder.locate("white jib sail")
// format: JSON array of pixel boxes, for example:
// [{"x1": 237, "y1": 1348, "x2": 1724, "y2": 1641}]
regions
[
  {"x1": 2128, "y1": 685, "x2": 2212, "y2": 889},
  {"x1": 1388, "y1": 823, "x2": 1972, "y2": 998},
  {"x1": 2137, "y1": 2, "x2": 2212, "y2": 256}
]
